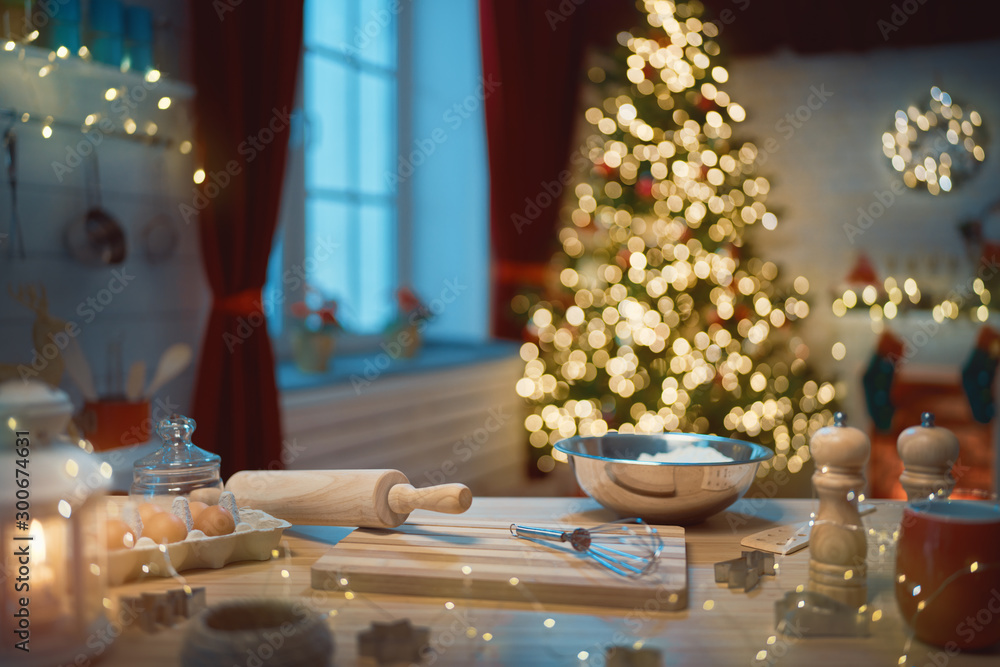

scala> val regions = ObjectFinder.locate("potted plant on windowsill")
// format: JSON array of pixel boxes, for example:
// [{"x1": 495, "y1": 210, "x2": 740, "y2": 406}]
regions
[
  {"x1": 289, "y1": 288, "x2": 341, "y2": 373},
  {"x1": 387, "y1": 287, "x2": 431, "y2": 359}
]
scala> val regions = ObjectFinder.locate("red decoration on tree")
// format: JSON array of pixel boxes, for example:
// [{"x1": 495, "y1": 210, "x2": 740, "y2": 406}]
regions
[
  {"x1": 697, "y1": 95, "x2": 714, "y2": 111},
  {"x1": 636, "y1": 176, "x2": 654, "y2": 199},
  {"x1": 595, "y1": 161, "x2": 616, "y2": 178}
]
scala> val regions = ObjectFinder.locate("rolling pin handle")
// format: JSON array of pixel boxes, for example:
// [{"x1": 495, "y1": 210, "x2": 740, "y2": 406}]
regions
[{"x1": 387, "y1": 483, "x2": 473, "y2": 515}]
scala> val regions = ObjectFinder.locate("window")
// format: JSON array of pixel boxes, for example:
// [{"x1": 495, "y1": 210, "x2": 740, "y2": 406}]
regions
[
  {"x1": 268, "y1": 0, "x2": 490, "y2": 357},
  {"x1": 269, "y1": 0, "x2": 400, "y2": 339}
]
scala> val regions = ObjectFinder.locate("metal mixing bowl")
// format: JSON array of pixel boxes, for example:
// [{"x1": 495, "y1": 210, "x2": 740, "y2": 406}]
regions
[{"x1": 555, "y1": 432, "x2": 773, "y2": 524}]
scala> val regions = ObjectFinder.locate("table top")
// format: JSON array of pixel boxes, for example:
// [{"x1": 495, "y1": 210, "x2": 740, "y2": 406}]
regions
[{"x1": 100, "y1": 497, "x2": 999, "y2": 666}]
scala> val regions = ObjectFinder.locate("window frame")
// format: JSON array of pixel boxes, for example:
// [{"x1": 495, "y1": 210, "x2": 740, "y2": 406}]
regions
[{"x1": 272, "y1": 1, "x2": 412, "y2": 357}]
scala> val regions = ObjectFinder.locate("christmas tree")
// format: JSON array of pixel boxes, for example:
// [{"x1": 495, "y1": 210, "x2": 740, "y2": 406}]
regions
[{"x1": 515, "y1": 0, "x2": 837, "y2": 476}]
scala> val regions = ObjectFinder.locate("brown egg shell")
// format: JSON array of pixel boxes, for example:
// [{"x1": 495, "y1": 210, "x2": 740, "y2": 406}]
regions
[
  {"x1": 188, "y1": 501, "x2": 209, "y2": 522},
  {"x1": 105, "y1": 518, "x2": 136, "y2": 551},
  {"x1": 142, "y1": 512, "x2": 189, "y2": 544},
  {"x1": 137, "y1": 502, "x2": 166, "y2": 525},
  {"x1": 192, "y1": 505, "x2": 236, "y2": 537}
]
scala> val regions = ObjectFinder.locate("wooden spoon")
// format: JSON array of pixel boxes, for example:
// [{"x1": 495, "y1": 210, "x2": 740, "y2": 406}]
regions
[
  {"x1": 125, "y1": 360, "x2": 146, "y2": 401},
  {"x1": 144, "y1": 343, "x2": 193, "y2": 399},
  {"x1": 61, "y1": 337, "x2": 97, "y2": 401}
]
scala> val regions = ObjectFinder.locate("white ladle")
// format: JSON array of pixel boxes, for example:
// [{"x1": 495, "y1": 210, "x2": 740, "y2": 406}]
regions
[{"x1": 144, "y1": 343, "x2": 193, "y2": 399}]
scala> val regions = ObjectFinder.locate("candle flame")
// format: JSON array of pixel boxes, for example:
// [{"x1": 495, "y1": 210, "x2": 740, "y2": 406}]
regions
[{"x1": 29, "y1": 520, "x2": 46, "y2": 562}]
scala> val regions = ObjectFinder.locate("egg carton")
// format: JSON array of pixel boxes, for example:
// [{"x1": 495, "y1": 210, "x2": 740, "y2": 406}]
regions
[{"x1": 106, "y1": 506, "x2": 290, "y2": 586}]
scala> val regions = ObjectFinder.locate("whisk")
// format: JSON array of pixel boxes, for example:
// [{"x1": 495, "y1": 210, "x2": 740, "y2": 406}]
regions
[{"x1": 510, "y1": 518, "x2": 663, "y2": 578}]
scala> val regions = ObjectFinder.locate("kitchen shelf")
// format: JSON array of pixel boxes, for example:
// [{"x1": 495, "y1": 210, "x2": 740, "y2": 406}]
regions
[
  {"x1": 1, "y1": 42, "x2": 193, "y2": 97},
  {"x1": 0, "y1": 42, "x2": 194, "y2": 148}
]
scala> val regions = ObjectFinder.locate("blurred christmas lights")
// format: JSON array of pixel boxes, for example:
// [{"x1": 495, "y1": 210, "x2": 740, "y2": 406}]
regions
[{"x1": 516, "y1": 0, "x2": 837, "y2": 474}]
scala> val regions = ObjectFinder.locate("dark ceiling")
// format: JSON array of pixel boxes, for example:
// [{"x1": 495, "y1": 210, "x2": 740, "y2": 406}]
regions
[{"x1": 703, "y1": 0, "x2": 1000, "y2": 55}]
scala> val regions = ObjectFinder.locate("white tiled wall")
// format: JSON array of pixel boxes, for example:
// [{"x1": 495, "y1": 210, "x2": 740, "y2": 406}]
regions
[{"x1": 0, "y1": 24, "x2": 207, "y2": 414}]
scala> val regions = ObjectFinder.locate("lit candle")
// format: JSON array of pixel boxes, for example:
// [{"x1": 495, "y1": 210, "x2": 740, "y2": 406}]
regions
[{"x1": 26, "y1": 520, "x2": 65, "y2": 628}]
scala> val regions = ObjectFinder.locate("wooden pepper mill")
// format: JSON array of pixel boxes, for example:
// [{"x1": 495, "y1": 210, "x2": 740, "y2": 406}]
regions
[
  {"x1": 807, "y1": 412, "x2": 869, "y2": 608},
  {"x1": 896, "y1": 412, "x2": 960, "y2": 501}
]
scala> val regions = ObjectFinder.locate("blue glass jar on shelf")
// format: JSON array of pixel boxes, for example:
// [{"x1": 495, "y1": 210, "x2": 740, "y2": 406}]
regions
[
  {"x1": 88, "y1": 0, "x2": 122, "y2": 67},
  {"x1": 37, "y1": 0, "x2": 82, "y2": 52},
  {"x1": 122, "y1": 5, "x2": 152, "y2": 72}
]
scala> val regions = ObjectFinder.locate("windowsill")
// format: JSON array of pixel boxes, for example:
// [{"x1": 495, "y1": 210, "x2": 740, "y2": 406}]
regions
[{"x1": 276, "y1": 339, "x2": 520, "y2": 393}]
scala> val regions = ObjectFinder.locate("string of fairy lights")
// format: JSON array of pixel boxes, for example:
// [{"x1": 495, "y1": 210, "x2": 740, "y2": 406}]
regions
[
  {"x1": 516, "y1": 0, "x2": 836, "y2": 475},
  {"x1": 1, "y1": 34, "x2": 194, "y2": 161},
  {"x1": 832, "y1": 276, "x2": 992, "y2": 326},
  {"x1": 883, "y1": 86, "x2": 986, "y2": 195}
]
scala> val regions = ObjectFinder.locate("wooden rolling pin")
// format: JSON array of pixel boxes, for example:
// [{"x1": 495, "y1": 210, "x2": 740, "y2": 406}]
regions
[{"x1": 224, "y1": 469, "x2": 473, "y2": 528}]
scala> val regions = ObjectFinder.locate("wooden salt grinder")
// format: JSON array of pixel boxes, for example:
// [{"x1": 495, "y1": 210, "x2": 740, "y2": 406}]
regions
[
  {"x1": 808, "y1": 412, "x2": 870, "y2": 608},
  {"x1": 897, "y1": 412, "x2": 960, "y2": 501}
]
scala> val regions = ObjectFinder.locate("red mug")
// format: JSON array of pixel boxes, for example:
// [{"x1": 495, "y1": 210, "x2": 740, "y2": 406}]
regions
[{"x1": 895, "y1": 499, "x2": 1000, "y2": 650}]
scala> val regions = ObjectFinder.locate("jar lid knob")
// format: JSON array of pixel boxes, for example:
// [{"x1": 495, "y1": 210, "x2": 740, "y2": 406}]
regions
[{"x1": 155, "y1": 414, "x2": 196, "y2": 443}]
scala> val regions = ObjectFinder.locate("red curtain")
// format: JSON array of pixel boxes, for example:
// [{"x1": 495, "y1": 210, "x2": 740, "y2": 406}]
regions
[
  {"x1": 188, "y1": 0, "x2": 303, "y2": 477},
  {"x1": 480, "y1": 0, "x2": 634, "y2": 339}
]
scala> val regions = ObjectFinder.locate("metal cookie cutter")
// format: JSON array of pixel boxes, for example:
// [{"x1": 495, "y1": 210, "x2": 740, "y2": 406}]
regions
[{"x1": 714, "y1": 550, "x2": 776, "y2": 592}]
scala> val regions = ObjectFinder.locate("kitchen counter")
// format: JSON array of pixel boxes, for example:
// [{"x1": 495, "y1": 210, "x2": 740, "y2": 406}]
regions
[{"x1": 96, "y1": 497, "x2": 998, "y2": 666}]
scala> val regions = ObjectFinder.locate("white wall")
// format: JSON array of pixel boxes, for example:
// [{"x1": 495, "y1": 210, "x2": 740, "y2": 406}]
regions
[
  {"x1": 0, "y1": 0, "x2": 204, "y2": 420},
  {"x1": 725, "y1": 40, "x2": 1000, "y2": 418}
]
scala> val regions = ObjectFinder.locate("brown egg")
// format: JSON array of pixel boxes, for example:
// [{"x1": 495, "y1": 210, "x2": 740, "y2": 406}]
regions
[
  {"x1": 143, "y1": 512, "x2": 188, "y2": 544},
  {"x1": 188, "y1": 501, "x2": 209, "y2": 522},
  {"x1": 193, "y1": 505, "x2": 235, "y2": 537},
  {"x1": 105, "y1": 519, "x2": 136, "y2": 551},
  {"x1": 137, "y1": 502, "x2": 165, "y2": 525}
]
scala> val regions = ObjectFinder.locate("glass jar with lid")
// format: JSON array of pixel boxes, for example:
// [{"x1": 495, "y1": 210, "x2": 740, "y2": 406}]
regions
[{"x1": 130, "y1": 414, "x2": 222, "y2": 505}]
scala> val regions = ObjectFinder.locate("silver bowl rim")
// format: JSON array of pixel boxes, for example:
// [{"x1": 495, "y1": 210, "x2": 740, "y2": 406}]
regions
[{"x1": 554, "y1": 432, "x2": 774, "y2": 467}]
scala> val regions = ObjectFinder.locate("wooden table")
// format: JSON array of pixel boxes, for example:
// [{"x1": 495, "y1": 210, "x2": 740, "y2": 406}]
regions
[{"x1": 100, "y1": 498, "x2": 999, "y2": 666}]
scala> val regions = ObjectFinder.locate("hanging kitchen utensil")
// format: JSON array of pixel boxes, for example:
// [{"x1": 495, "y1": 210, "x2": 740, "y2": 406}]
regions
[
  {"x1": 510, "y1": 518, "x2": 663, "y2": 578},
  {"x1": 65, "y1": 150, "x2": 126, "y2": 264},
  {"x1": 143, "y1": 342, "x2": 192, "y2": 398},
  {"x1": 141, "y1": 153, "x2": 179, "y2": 263},
  {"x1": 3, "y1": 124, "x2": 26, "y2": 259},
  {"x1": 141, "y1": 214, "x2": 179, "y2": 263}
]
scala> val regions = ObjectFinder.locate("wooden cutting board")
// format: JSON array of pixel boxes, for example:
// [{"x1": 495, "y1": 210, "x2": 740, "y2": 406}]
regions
[{"x1": 311, "y1": 516, "x2": 687, "y2": 610}]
